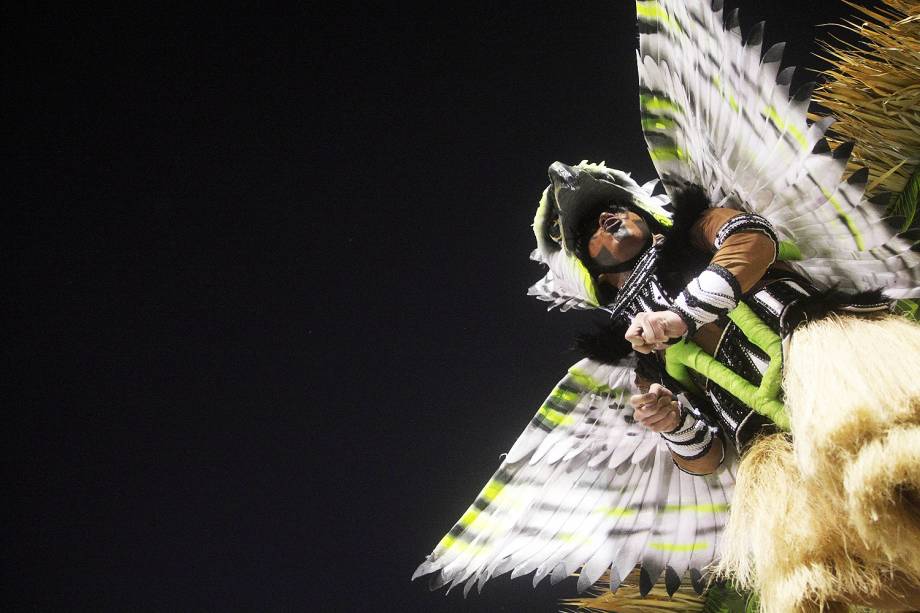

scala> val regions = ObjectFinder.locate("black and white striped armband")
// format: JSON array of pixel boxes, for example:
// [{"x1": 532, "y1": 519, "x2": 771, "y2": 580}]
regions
[
  {"x1": 714, "y1": 212, "x2": 779, "y2": 261},
  {"x1": 668, "y1": 264, "x2": 741, "y2": 336},
  {"x1": 660, "y1": 398, "x2": 717, "y2": 461}
]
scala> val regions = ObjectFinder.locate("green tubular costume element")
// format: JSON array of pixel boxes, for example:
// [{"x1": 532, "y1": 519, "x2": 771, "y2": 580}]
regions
[
  {"x1": 665, "y1": 302, "x2": 790, "y2": 430},
  {"x1": 663, "y1": 294, "x2": 917, "y2": 430}
]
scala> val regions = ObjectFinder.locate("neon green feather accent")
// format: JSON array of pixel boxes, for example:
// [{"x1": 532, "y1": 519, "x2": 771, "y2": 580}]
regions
[
  {"x1": 819, "y1": 185, "x2": 866, "y2": 251},
  {"x1": 567, "y1": 367, "x2": 622, "y2": 396},
  {"x1": 777, "y1": 240, "x2": 802, "y2": 261},
  {"x1": 640, "y1": 93, "x2": 683, "y2": 116},
  {"x1": 649, "y1": 209, "x2": 674, "y2": 228},
  {"x1": 481, "y1": 478, "x2": 506, "y2": 502},
  {"x1": 549, "y1": 387, "x2": 580, "y2": 405},
  {"x1": 712, "y1": 75, "x2": 739, "y2": 112},
  {"x1": 632, "y1": 196, "x2": 674, "y2": 228},
  {"x1": 599, "y1": 506, "x2": 637, "y2": 518},
  {"x1": 571, "y1": 256, "x2": 600, "y2": 306},
  {"x1": 649, "y1": 145, "x2": 688, "y2": 162},
  {"x1": 663, "y1": 503, "x2": 730, "y2": 513},
  {"x1": 458, "y1": 507, "x2": 481, "y2": 527},
  {"x1": 665, "y1": 303, "x2": 789, "y2": 430},
  {"x1": 636, "y1": 0, "x2": 684, "y2": 35},
  {"x1": 536, "y1": 405, "x2": 575, "y2": 427},
  {"x1": 649, "y1": 542, "x2": 708, "y2": 552},
  {"x1": 532, "y1": 188, "x2": 555, "y2": 252},
  {"x1": 641, "y1": 116, "x2": 677, "y2": 132},
  {"x1": 763, "y1": 105, "x2": 808, "y2": 150}
]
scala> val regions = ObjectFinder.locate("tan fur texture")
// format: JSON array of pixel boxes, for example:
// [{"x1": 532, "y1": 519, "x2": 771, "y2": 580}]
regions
[
  {"x1": 716, "y1": 315, "x2": 920, "y2": 612},
  {"x1": 783, "y1": 315, "x2": 920, "y2": 481},
  {"x1": 843, "y1": 426, "x2": 920, "y2": 579}
]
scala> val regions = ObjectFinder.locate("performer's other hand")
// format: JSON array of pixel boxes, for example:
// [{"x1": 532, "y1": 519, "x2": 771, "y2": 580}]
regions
[
  {"x1": 625, "y1": 310, "x2": 688, "y2": 354},
  {"x1": 629, "y1": 383, "x2": 681, "y2": 432}
]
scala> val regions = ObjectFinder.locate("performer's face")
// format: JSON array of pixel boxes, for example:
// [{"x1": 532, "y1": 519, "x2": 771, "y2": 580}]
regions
[{"x1": 587, "y1": 208, "x2": 650, "y2": 272}]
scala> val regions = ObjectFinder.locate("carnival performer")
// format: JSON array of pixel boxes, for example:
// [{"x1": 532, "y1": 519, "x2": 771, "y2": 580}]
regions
[{"x1": 416, "y1": 0, "x2": 920, "y2": 611}]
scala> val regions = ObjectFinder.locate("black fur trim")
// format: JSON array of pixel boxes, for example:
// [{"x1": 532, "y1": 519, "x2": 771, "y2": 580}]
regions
[
  {"x1": 634, "y1": 352, "x2": 662, "y2": 384},
  {"x1": 575, "y1": 319, "x2": 633, "y2": 363},
  {"x1": 594, "y1": 280, "x2": 619, "y2": 306},
  {"x1": 781, "y1": 288, "x2": 889, "y2": 336},
  {"x1": 655, "y1": 184, "x2": 713, "y2": 296}
]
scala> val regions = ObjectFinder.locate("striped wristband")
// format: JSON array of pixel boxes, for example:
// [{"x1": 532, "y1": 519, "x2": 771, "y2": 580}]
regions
[
  {"x1": 714, "y1": 213, "x2": 779, "y2": 259},
  {"x1": 669, "y1": 264, "x2": 741, "y2": 336},
  {"x1": 660, "y1": 399, "x2": 715, "y2": 460}
]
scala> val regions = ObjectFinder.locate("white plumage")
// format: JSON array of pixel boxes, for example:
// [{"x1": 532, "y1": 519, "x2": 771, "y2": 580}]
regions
[
  {"x1": 417, "y1": 0, "x2": 920, "y2": 599},
  {"x1": 635, "y1": 0, "x2": 920, "y2": 298},
  {"x1": 414, "y1": 358, "x2": 735, "y2": 595}
]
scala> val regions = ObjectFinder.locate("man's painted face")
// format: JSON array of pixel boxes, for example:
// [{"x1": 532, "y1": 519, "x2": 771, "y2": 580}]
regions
[{"x1": 587, "y1": 207, "x2": 651, "y2": 272}]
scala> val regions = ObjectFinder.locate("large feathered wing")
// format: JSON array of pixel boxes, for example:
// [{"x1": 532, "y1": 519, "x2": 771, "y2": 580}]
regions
[
  {"x1": 635, "y1": 0, "x2": 920, "y2": 298},
  {"x1": 413, "y1": 358, "x2": 736, "y2": 596}
]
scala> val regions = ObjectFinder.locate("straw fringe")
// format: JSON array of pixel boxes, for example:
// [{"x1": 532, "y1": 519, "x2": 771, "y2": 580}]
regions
[
  {"x1": 715, "y1": 315, "x2": 920, "y2": 612},
  {"x1": 810, "y1": 0, "x2": 920, "y2": 224}
]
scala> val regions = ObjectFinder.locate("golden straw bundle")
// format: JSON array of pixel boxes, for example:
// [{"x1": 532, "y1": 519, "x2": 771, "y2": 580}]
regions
[{"x1": 811, "y1": 0, "x2": 920, "y2": 224}]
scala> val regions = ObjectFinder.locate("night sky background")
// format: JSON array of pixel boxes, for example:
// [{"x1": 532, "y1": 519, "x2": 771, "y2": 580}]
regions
[{"x1": 8, "y1": 1, "x2": 858, "y2": 611}]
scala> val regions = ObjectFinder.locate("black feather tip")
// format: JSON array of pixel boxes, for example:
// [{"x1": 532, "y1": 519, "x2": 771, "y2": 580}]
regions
[
  {"x1": 665, "y1": 566, "x2": 681, "y2": 596},
  {"x1": 690, "y1": 568, "x2": 705, "y2": 595},
  {"x1": 639, "y1": 566, "x2": 654, "y2": 597}
]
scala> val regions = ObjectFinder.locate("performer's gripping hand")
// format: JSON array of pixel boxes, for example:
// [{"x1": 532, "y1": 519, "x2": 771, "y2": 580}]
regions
[
  {"x1": 625, "y1": 310, "x2": 688, "y2": 354},
  {"x1": 629, "y1": 383, "x2": 682, "y2": 433}
]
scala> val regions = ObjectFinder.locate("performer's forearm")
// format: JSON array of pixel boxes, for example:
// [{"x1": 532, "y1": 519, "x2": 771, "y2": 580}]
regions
[
  {"x1": 670, "y1": 436, "x2": 723, "y2": 475},
  {"x1": 671, "y1": 211, "x2": 779, "y2": 336},
  {"x1": 659, "y1": 406, "x2": 724, "y2": 475}
]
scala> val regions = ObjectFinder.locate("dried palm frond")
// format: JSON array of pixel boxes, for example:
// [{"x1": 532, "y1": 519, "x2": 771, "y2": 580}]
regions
[
  {"x1": 810, "y1": 0, "x2": 920, "y2": 226},
  {"x1": 559, "y1": 567, "x2": 710, "y2": 613}
]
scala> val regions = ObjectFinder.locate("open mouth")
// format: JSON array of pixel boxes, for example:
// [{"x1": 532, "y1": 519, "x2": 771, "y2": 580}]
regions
[{"x1": 602, "y1": 217, "x2": 623, "y2": 233}]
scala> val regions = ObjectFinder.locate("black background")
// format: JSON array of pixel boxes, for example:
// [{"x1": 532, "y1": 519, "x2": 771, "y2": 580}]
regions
[{"x1": 7, "y1": 1, "x2": 856, "y2": 611}]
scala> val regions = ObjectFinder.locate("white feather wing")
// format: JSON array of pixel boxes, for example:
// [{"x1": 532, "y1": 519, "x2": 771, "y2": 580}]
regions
[
  {"x1": 635, "y1": 0, "x2": 920, "y2": 297},
  {"x1": 414, "y1": 358, "x2": 736, "y2": 595}
]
